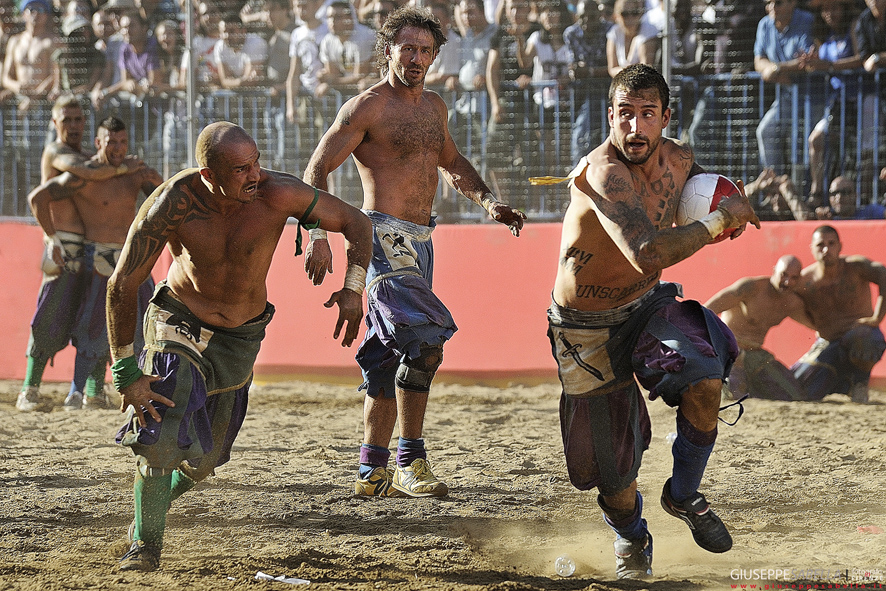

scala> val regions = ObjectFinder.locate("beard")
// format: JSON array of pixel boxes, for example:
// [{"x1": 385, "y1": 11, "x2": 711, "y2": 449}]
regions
[
  {"x1": 617, "y1": 133, "x2": 661, "y2": 165},
  {"x1": 393, "y1": 63, "x2": 426, "y2": 88}
]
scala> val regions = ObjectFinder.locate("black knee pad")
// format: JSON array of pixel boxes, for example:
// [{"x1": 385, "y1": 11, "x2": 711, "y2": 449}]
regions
[{"x1": 395, "y1": 345, "x2": 444, "y2": 393}]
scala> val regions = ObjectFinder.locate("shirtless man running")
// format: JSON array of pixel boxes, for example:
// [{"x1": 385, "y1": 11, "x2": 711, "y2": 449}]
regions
[
  {"x1": 29, "y1": 116, "x2": 163, "y2": 410},
  {"x1": 546, "y1": 64, "x2": 759, "y2": 579},
  {"x1": 792, "y1": 225, "x2": 886, "y2": 403},
  {"x1": 303, "y1": 6, "x2": 525, "y2": 499},
  {"x1": 706, "y1": 255, "x2": 813, "y2": 401},
  {"x1": 105, "y1": 121, "x2": 372, "y2": 571}
]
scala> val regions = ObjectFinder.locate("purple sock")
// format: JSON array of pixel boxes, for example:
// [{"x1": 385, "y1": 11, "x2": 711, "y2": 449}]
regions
[
  {"x1": 670, "y1": 409, "x2": 717, "y2": 502},
  {"x1": 358, "y1": 444, "x2": 390, "y2": 478},
  {"x1": 396, "y1": 437, "x2": 426, "y2": 467}
]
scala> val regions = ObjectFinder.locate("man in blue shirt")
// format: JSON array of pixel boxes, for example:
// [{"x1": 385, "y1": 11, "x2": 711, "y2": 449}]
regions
[
  {"x1": 753, "y1": 0, "x2": 818, "y2": 179},
  {"x1": 815, "y1": 176, "x2": 886, "y2": 219}
]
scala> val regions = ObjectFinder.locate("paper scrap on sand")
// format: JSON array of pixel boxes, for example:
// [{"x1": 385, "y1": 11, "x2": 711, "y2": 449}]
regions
[{"x1": 255, "y1": 571, "x2": 310, "y2": 585}]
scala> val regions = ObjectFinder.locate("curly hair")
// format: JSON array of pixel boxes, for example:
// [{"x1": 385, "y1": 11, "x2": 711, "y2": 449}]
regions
[{"x1": 374, "y1": 5, "x2": 447, "y2": 74}]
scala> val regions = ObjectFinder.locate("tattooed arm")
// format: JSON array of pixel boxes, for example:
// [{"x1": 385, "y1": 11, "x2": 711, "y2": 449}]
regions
[
  {"x1": 44, "y1": 143, "x2": 143, "y2": 182},
  {"x1": 107, "y1": 177, "x2": 187, "y2": 358},
  {"x1": 585, "y1": 158, "x2": 711, "y2": 274},
  {"x1": 106, "y1": 176, "x2": 189, "y2": 422},
  {"x1": 585, "y1": 148, "x2": 758, "y2": 274}
]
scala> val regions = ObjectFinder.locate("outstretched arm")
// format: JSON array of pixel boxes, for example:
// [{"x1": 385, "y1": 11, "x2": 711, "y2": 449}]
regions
[
  {"x1": 47, "y1": 143, "x2": 143, "y2": 181},
  {"x1": 435, "y1": 97, "x2": 526, "y2": 235},
  {"x1": 704, "y1": 277, "x2": 752, "y2": 315}
]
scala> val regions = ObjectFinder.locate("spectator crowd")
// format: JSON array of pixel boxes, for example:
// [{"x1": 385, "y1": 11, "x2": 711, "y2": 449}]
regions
[{"x1": 1, "y1": 0, "x2": 886, "y2": 220}]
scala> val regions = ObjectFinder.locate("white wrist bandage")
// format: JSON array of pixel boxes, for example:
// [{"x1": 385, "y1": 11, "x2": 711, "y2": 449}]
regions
[
  {"x1": 309, "y1": 228, "x2": 328, "y2": 240},
  {"x1": 699, "y1": 209, "x2": 730, "y2": 240},
  {"x1": 45, "y1": 234, "x2": 63, "y2": 255},
  {"x1": 480, "y1": 194, "x2": 502, "y2": 213},
  {"x1": 343, "y1": 264, "x2": 367, "y2": 296},
  {"x1": 112, "y1": 344, "x2": 135, "y2": 362}
]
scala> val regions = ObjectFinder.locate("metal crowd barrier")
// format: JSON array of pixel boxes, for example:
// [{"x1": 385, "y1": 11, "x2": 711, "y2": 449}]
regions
[{"x1": 1, "y1": 71, "x2": 882, "y2": 222}]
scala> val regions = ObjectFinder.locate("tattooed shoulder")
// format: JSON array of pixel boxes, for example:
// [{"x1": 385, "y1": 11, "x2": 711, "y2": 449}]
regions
[
  {"x1": 143, "y1": 180, "x2": 212, "y2": 235},
  {"x1": 338, "y1": 106, "x2": 353, "y2": 126},
  {"x1": 601, "y1": 171, "x2": 633, "y2": 198},
  {"x1": 674, "y1": 141, "x2": 694, "y2": 172}
]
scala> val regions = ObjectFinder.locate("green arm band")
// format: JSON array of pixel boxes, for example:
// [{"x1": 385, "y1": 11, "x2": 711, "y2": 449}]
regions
[
  {"x1": 112, "y1": 356, "x2": 144, "y2": 391},
  {"x1": 294, "y1": 187, "x2": 321, "y2": 257}
]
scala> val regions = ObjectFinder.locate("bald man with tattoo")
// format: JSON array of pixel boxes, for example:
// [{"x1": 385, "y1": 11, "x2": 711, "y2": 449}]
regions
[
  {"x1": 546, "y1": 64, "x2": 759, "y2": 579},
  {"x1": 303, "y1": 6, "x2": 525, "y2": 500},
  {"x1": 104, "y1": 122, "x2": 372, "y2": 572}
]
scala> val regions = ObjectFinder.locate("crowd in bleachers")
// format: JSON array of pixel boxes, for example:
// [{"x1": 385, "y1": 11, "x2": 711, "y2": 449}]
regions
[{"x1": 1, "y1": 0, "x2": 886, "y2": 221}]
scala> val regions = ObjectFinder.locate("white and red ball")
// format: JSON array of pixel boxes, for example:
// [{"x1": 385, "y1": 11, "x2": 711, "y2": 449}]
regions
[{"x1": 676, "y1": 173, "x2": 740, "y2": 243}]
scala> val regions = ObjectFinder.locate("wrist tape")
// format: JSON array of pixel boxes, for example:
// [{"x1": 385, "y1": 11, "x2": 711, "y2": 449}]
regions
[
  {"x1": 343, "y1": 264, "x2": 367, "y2": 296},
  {"x1": 699, "y1": 209, "x2": 730, "y2": 240},
  {"x1": 309, "y1": 228, "x2": 328, "y2": 240},
  {"x1": 112, "y1": 344, "x2": 135, "y2": 360},
  {"x1": 45, "y1": 234, "x2": 63, "y2": 253},
  {"x1": 480, "y1": 194, "x2": 502, "y2": 213}
]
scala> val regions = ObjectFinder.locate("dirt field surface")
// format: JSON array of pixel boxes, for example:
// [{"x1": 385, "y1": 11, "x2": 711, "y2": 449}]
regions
[{"x1": 1, "y1": 378, "x2": 885, "y2": 591}]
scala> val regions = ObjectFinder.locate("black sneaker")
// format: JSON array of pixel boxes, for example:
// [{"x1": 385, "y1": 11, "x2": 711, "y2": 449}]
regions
[
  {"x1": 660, "y1": 478, "x2": 732, "y2": 553},
  {"x1": 614, "y1": 530, "x2": 653, "y2": 579},
  {"x1": 119, "y1": 540, "x2": 161, "y2": 572}
]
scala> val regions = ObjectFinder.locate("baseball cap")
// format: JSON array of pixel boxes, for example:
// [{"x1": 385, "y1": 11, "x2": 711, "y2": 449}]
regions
[{"x1": 21, "y1": 0, "x2": 52, "y2": 13}]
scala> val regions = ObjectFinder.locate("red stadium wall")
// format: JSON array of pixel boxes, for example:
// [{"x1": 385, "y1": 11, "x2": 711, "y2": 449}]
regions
[{"x1": 1, "y1": 219, "x2": 884, "y2": 384}]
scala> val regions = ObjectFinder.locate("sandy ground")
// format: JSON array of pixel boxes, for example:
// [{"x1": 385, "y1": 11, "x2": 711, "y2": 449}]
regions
[{"x1": 1, "y1": 377, "x2": 885, "y2": 591}]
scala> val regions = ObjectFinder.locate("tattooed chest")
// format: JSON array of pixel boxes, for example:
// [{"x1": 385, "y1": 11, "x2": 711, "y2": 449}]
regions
[{"x1": 639, "y1": 171, "x2": 680, "y2": 228}]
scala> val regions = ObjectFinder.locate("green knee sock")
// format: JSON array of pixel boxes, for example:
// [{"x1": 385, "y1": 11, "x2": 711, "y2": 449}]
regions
[
  {"x1": 85, "y1": 360, "x2": 108, "y2": 397},
  {"x1": 170, "y1": 469, "x2": 197, "y2": 503},
  {"x1": 23, "y1": 356, "x2": 48, "y2": 389},
  {"x1": 133, "y1": 471, "x2": 173, "y2": 548}
]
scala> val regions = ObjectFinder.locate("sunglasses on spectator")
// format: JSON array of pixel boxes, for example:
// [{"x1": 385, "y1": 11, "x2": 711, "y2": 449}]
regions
[{"x1": 621, "y1": 10, "x2": 644, "y2": 16}]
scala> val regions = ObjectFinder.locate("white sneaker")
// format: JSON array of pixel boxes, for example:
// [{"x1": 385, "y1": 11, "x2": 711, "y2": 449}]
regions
[
  {"x1": 16, "y1": 386, "x2": 40, "y2": 411},
  {"x1": 62, "y1": 391, "x2": 84, "y2": 411},
  {"x1": 391, "y1": 458, "x2": 449, "y2": 497}
]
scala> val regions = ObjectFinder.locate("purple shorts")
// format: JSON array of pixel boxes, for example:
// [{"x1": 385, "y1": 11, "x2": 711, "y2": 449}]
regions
[{"x1": 548, "y1": 283, "x2": 738, "y2": 494}]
